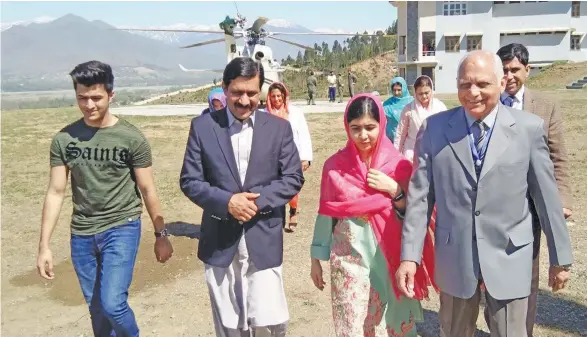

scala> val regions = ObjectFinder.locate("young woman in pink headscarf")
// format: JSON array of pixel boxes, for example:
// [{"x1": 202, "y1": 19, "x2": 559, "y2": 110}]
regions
[
  {"x1": 310, "y1": 93, "x2": 437, "y2": 336},
  {"x1": 266, "y1": 82, "x2": 313, "y2": 232},
  {"x1": 394, "y1": 75, "x2": 447, "y2": 162}
]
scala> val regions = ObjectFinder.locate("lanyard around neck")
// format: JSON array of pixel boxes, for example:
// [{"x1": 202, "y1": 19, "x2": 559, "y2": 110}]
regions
[{"x1": 465, "y1": 116, "x2": 495, "y2": 167}]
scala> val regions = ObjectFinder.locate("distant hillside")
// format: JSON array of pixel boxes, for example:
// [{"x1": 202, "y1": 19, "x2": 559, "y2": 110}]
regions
[
  {"x1": 1, "y1": 14, "x2": 386, "y2": 93},
  {"x1": 147, "y1": 51, "x2": 398, "y2": 105},
  {"x1": 527, "y1": 61, "x2": 587, "y2": 90},
  {"x1": 0, "y1": 14, "x2": 220, "y2": 92}
]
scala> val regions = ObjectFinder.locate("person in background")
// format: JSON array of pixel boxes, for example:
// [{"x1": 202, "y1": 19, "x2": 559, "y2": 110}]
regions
[
  {"x1": 347, "y1": 69, "x2": 358, "y2": 98},
  {"x1": 327, "y1": 71, "x2": 337, "y2": 102},
  {"x1": 307, "y1": 71, "x2": 317, "y2": 105},
  {"x1": 394, "y1": 75, "x2": 447, "y2": 162},
  {"x1": 266, "y1": 81, "x2": 313, "y2": 233},
  {"x1": 336, "y1": 73, "x2": 344, "y2": 103},
  {"x1": 382, "y1": 77, "x2": 413, "y2": 143},
  {"x1": 37, "y1": 60, "x2": 173, "y2": 337},
  {"x1": 494, "y1": 42, "x2": 574, "y2": 337},
  {"x1": 201, "y1": 87, "x2": 226, "y2": 115},
  {"x1": 310, "y1": 93, "x2": 436, "y2": 336}
]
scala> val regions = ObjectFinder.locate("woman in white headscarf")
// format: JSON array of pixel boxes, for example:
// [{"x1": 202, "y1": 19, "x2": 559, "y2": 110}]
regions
[{"x1": 394, "y1": 75, "x2": 447, "y2": 162}]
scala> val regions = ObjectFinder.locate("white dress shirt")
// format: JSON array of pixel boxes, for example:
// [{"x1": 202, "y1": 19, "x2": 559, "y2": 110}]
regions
[
  {"x1": 510, "y1": 85, "x2": 525, "y2": 110},
  {"x1": 227, "y1": 108, "x2": 255, "y2": 184}
]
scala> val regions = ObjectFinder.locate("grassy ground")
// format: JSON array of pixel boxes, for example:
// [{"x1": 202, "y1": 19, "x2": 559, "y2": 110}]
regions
[{"x1": 1, "y1": 89, "x2": 586, "y2": 336}]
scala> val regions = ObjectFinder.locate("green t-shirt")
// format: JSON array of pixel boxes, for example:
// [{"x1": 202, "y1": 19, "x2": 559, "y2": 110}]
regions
[{"x1": 50, "y1": 118, "x2": 152, "y2": 235}]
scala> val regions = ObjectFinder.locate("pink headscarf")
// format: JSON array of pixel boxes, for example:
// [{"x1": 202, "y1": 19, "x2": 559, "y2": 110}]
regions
[{"x1": 318, "y1": 93, "x2": 437, "y2": 300}]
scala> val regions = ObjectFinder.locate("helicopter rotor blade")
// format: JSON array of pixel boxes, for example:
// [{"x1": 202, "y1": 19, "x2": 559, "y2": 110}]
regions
[
  {"x1": 250, "y1": 17, "x2": 270, "y2": 34},
  {"x1": 178, "y1": 64, "x2": 225, "y2": 73},
  {"x1": 266, "y1": 36, "x2": 316, "y2": 51},
  {"x1": 112, "y1": 27, "x2": 233, "y2": 34},
  {"x1": 180, "y1": 36, "x2": 242, "y2": 49},
  {"x1": 270, "y1": 32, "x2": 395, "y2": 37}
]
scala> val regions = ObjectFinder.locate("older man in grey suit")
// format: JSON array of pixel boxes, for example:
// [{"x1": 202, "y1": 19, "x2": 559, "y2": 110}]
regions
[{"x1": 395, "y1": 50, "x2": 573, "y2": 337}]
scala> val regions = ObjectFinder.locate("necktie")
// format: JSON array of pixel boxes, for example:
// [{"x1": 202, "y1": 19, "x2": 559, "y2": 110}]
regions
[
  {"x1": 474, "y1": 120, "x2": 487, "y2": 172},
  {"x1": 502, "y1": 95, "x2": 515, "y2": 107}
]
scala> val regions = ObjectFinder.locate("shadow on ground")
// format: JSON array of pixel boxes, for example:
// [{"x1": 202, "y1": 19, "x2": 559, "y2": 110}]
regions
[
  {"x1": 535, "y1": 289, "x2": 587, "y2": 336},
  {"x1": 9, "y1": 221, "x2": 202, "y2": 307},
  {"x1": 416, "y1": 289, "x2": 587, "y2": 336},
  {"x1": 166, "y1": 221, "x2": 201, "y2": 239}
]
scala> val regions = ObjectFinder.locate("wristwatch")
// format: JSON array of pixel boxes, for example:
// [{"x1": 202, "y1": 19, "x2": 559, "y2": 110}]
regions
[
  {"x1": 154, "y1": 228, "x2": 169, "y2": 238},
  {"x1": 392, "y1": 190, "x2": 405, "y2": 202}
]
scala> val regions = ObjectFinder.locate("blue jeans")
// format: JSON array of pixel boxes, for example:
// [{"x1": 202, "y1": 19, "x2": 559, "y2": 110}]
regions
[
  {"x1": 328, "y1": 87, "x2": 336, "y2": 101},
  {"x1": 71, "y1": 218, "x2": 141, "y2": 337}
]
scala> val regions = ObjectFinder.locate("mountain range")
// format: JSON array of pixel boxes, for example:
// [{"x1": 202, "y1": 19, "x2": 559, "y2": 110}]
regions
[{"x1": 1, "y1": 14, "x2": 367, "y2": 92}]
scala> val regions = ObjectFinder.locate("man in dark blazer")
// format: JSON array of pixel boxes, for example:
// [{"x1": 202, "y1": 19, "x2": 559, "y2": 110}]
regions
[
  {"x1": 492, "y1": 43, "x2": 574, "y2": 337},
  {"x1": 179, "y1": 57, "x2": 304, "y2": 336}
]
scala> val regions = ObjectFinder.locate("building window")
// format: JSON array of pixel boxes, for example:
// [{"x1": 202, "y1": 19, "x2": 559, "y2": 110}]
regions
[
  {"x1": 399, "y1": 36, "x2": 406, "y2": 55},
  {"x1": 572, "y1": 1, "x2": 580, "y2": 17},
  {"x1": 445, "y1": 36, "x2": 460, "y2": 52},
  {"x1": 467, "y1": 36, "x2": 482, "y2": 51},
  {"x1": 443, "y1": 1, "x2": 467, "y2": 15},
  {"x1": 422, "y1": 32, "x2": 436, "y2": 56},
  {"x1": 571, "y1": 35, "x2": 581, "y2": 50},
  {"x1": 399, "y1": 68, "x2": 406, "y2": 78}
]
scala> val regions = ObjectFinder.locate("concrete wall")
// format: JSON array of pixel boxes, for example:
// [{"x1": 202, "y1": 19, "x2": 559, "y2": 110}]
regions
[
  {"x1": 406, "y1": 1, "x2": 419, "y2": 63},
  {"x1": 500, "y1": 33, "x2": 569, "y2": 62}
]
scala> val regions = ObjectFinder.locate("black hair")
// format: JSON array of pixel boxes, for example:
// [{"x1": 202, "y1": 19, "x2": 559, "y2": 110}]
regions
[
  {"x1": 69, "y1": 60, "x2": 114, "y2": 93},
  {"x1": 346, "y1": 96, "x2": 380, "y2": 123},
  {"x1": 223, "y1": 57, "x2": 264, "y2": 90},
  {"x1": 496, "y1": 43, "x2": 529, "y2": 66},
  {"x1": 414, "y1": 76, "x2": 433, "y2": 90}
]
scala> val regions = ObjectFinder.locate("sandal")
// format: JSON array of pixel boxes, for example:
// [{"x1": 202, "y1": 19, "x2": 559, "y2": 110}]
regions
[{"x1": 287, "y1": 207, "x2": 298, "y2": 232}]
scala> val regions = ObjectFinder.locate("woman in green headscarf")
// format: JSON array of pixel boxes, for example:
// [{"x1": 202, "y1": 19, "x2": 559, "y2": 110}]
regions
[{"x1": 382, "y1": 77, "x2": 413, "y2": 143}]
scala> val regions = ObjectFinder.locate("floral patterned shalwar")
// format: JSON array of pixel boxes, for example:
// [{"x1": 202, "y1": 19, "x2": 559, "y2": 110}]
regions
[{"x1": 311, "y1": 214, "x2": 423, "y2": 337}]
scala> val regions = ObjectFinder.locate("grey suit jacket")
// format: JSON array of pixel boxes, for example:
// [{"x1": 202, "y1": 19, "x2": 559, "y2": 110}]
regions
[{"x1": 400, "y1": 104, "x2": 573, "y2": 300}]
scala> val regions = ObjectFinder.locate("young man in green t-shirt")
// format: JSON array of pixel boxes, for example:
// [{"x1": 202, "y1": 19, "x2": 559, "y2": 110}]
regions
[{"x1": 36, "y1": 60, "x2": 173, "y2": 337}]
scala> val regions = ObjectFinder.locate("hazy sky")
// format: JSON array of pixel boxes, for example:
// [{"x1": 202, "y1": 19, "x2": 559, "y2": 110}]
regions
[{"x1": 1, "y1": 1, "x2": 398, "y2": 33}]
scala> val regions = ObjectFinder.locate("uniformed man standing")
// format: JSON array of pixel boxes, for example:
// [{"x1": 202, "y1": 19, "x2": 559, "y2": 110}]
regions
[
  {"x1": 306, "y1": 71, "x2": 317, "y2": 105},
  {"x1": 336, "y1": 73, "x2": 344, "y2": 103},
  {"x1": 347, "y1": 69, "x2": 357, "y2": 98}
]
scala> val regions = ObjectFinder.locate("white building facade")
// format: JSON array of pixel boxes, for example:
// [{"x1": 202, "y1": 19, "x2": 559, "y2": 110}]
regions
[{"x1": 392, "y1": 1, "x2": 587, "y2": 94}]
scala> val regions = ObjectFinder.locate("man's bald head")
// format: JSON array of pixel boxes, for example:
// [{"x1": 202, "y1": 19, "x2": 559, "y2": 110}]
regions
[
  {"x1": 456, "y1": 50, "x2": 507, "y2": 119},
  {"x1": 457, "y1": 50, "x2": 505, "y2": 84}
]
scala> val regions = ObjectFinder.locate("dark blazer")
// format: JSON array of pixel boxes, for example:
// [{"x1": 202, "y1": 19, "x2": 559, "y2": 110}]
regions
[{"x1": 179, "y1": 108, "x2": 304, "y2": 270}]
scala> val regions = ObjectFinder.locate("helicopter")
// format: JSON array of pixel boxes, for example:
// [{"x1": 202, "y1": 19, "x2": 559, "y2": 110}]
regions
[{"x1": 116, "y1": 7, "x2": 393, "y2": 101}]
